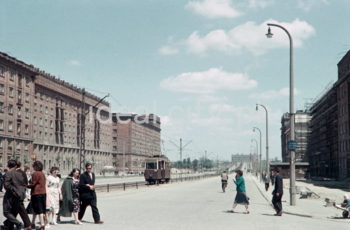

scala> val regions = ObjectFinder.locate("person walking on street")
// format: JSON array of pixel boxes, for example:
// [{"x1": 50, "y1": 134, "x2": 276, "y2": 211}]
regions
[
  {"x1": 231, "y1": 170, "x2": 249, "y2": 214},
  {"x1": 27, "y1": 161, "x2": 46, "y2": 230},
  {"x1": 272, "y1": 168, "x2": 283, "y2": 216},
  {"x1": 78, "y1": 163, "x2": 103, "y2": 224},
  {"x1": 59, "y1": 168, "x2": 82, "y2": 225},
  {"x1": 221, "y1": 171, "x2": 228, "y2": 193},
  {"x1": 0, "y1": 168, "x2": 3, "y2": 192},
  {"x1": 3, "y1": 160, "x2": 32, "y2": 230},
  {"x1": 46, "y1": 167, "x2": 62, "y2": 226},
  {"x1": 264, "y1": 171, "x2": 270, "y2": 192}
]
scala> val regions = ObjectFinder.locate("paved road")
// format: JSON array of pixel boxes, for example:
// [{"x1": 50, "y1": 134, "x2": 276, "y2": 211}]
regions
[{"x1": 3, "y1": 174, "x2": 349, "y2": 230}]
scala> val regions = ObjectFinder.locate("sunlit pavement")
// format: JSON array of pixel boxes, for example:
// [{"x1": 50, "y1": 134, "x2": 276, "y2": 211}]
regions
[{"x1": 2, "y1": 174, "x2": 349, "y2": 230}]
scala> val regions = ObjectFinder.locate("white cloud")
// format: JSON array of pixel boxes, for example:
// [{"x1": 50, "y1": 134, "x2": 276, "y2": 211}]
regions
[
  {"x1": 159, "y1": 46, "x2": 179, "y2": 55},
  {"x1": 247, "y1": 0, "x2": 274, "y2": 9},
  {"x1": 249, "y1": 87, "x2": 300, "y2": 100},
  {"x1": 160, "y1": 67, "x2": 257, "y2": 94},
  {"x1": 185, "y1": 0, "x2": 242, "y2": 19},
  {"x1": 69, "y1": 60, "x2": 81, "y2": 66},
  {"x1": 297, "y1": 0, "x2": 329, "y2": 11},
  {"x1": 186, "y1": 18, "x2": 315, "y2": 56}
]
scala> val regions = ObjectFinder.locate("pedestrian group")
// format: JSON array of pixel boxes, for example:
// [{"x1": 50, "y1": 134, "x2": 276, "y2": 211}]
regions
[
  {"x1": 227, "y1": 168, "x2": 283, "y2": 216},
  {"x1": 1, "y1": 160, "x2": 103, "y2": 230}
]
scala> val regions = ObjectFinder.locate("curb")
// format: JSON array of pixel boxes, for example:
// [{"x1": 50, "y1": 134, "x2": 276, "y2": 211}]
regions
[{"x1": 251, "y1": 176, "x2": 313, "y2": 219}]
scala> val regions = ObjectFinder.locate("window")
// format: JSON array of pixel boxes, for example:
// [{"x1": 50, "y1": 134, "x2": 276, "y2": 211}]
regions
[
  {"x1": 0, "y1": 102, "x2": 3, "y2": 112},
  {"x1": 39, "y1": 118, "x2": 43, "y2": 126},
  {"x1": 0, "y1": 84, "x2": 4, "y2": 94},
  {"x1": 34, "y1": 117, "x2": 37, "y2": 125},
  {"x1": 16, "y1": 141, "x2": 21, "y2": 150},
  {"x1": 25, "y1": 93, "x2": 29, "y2": 102},
  {"x1": 8, "y1": 140, "x2": 12, "y2": 150},
  {"x1": 9, "y1": 87, "x2": 13, "y2": 97},
  {"x1": 17, "y1": 124, "x2": 21, "y2": 134},
  {"x1": 0, "y1": 66, "x2": 4, "y2": 77},
  {"x1": 25, "y1": 125, "x2": 29, "y2": 134},
  {"x1": 50, "y1": 120, "x2": 53, "y2": 128},
  {"x1": 0, "y1": 120, "x2": 3, "y2": 130},
  {"x1": 45, "y1": 106, "x2": 48, "y2": 114},
  {"x1": 40, "y1": 105, "x2": 43, "y2": 113},
  {"x1": 0, "y1": 138, "x2": 3, "y2": 148},
  {"x1": 8, "y1": 121, "x2": 13, "y2": 132},
  {"x1": 34, "y1": 103, "x2": 37, "y2": 112},
  {"x1": 9, "y1": 71, "x2": 14, "y2": 81},
  {"x1": 40, "y1": 92, "x2": 43, "y2": 100},
  {"x1": 25, "y1": 108, "x2": 29, "y2": 119},
  {"x1": 8, "y1": 104, "x2": 13, "y2": 114},
  {"x1": 18, "y1": 91, "x2": 21, "y2": 100},
  {"x1": 26, "y1": 77, "x2": 30, "y2": 86},
  {"x1": 24, "y1": 142, "x2": 28, "y2": 151}
]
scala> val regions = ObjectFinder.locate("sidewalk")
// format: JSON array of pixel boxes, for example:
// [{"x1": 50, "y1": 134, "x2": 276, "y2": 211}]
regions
[{"x1": 251, "y1": 175, "x2": 348, "y2": 220}]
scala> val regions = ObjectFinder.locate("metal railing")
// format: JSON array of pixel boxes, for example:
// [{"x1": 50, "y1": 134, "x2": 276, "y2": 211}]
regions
[{"x1": 95, "y1": 173, "x2": 219, "y2": 193}]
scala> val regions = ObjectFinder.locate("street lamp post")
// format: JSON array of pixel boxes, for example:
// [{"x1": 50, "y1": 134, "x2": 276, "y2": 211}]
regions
[
  {"x1": 256, "y1": 104, "x2": 269, "y2": 178},
  {"x1": 266, "y1": 23, "x2": 296, "y2": 206},
  {"x1": 251, "y1": 139, "x2": 258, "y2": 175},
  {"x1": 253, "y1": 127, "x2": 262, "y2": 180}
]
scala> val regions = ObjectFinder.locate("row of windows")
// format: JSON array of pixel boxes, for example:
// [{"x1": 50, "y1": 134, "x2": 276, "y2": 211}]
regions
[
  {"x1": 0, "y1": 66, "x2": 31, "y2": 87},
  {"x1": 0, "y1": 138, "x2": 29, "y2": 151},
  {"x1": 0, "y1": 120, "x2": 29, "y2": 134}
]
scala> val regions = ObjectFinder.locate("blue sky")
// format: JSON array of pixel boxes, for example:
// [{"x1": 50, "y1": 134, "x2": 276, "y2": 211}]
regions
[{"x1": 1, "y1": 0, "x2": 349, "y2": 162}]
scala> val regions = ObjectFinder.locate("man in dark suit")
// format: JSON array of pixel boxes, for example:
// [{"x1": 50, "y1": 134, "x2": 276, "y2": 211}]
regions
[
  {"x1": 271, "y1": 168, "x2": 283, "y2": 216},
  {"x1": 78, "y1": 163, "x2": 103, "y2": 224},
  {"x1": 3, "y1": 160, "x2": 31, "y2": 230}
]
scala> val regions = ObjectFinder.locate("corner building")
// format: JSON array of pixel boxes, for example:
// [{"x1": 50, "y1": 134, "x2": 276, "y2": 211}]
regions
[
  {"x1": 112, "y1": 113, "x2": 161, "y2": 174},
  {"x1": 0, "y1": 52, "x2": 112, "y2": 174}
]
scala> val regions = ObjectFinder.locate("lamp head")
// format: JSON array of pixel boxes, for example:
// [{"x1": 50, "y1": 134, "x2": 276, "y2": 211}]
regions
[
  {"x1": 266, "y1": 27, "x2": 273, "y2": 38},
  {"x1": 256, "y1": 104, "x2": 258, "y2": 111}
]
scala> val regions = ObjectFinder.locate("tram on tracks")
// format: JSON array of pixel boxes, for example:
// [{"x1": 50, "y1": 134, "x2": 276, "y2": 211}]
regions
[{"x1": 144, "y1": 155, "x2": 171, "y2": 184}]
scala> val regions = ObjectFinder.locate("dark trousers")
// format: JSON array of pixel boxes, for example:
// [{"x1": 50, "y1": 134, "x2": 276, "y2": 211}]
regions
[
  {"x1": 272, "y1": 194, "x2": 282, "y2": 213},
  {"x1": 78, "y1": 198, "x2": 100, "y2": 222},
  {"x1": 3, "y1": 195, "x2": 21, "y2": 229},
  {"x1": 265, "y1": 183, "x2": 269, "y2": 191}
]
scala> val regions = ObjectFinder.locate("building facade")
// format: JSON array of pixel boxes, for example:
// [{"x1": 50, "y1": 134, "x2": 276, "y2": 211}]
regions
[
  {"x1": 281, "y1": 110, "x2": 311, "y2": 163},
  {"x1": 0, "y1": 52, "x2": 112, "y2": 174},
  {"x1": 112, "y1": 113, "x2": 161, "y2": 174},
  {"x1": 336, "y1": 50, "x2": 350, "y2": 179},
  {"x1": 307, "y1": 86, "x2": 338, "y2": 178}
]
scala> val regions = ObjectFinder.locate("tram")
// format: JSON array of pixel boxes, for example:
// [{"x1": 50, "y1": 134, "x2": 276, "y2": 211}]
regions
[{"x1": 144, "y1": 155, "x2": 170, "y2": 184}]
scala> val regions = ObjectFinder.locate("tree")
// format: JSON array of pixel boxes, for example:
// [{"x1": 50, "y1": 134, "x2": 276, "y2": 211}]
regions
[{"x1": 192, "y1": 159, "x2": 199, "y2": 171}]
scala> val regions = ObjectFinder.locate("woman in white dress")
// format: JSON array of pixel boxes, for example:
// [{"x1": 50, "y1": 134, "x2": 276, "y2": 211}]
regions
[{"x1": 46, "y1": 166, "x2": 62, "y2": 227}]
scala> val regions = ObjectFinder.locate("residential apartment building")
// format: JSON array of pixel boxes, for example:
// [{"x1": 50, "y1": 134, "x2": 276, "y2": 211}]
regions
[
  {"x1": 281, "y1": 110, "x2": 311, "y2": 163},
  {"x1": 112, "y1": 113, "x2": 161, "y2": 174},
  {"x1": 0, "y1": 52, "x2": 112, "y2": 174}
]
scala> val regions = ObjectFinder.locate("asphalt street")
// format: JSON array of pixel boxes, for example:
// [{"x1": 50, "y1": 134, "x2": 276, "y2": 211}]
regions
[{"x1": 2, "y1": 174, "x2": 349, "y2": 230}]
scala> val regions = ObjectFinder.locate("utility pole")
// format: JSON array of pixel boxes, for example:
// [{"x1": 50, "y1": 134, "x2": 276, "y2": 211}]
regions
[
  {"x1": 79, "y1": 89, "x2": 86, "y2": 172},
  {"x1": 79, "y1": 88, "x2": 109, "y2": 172},
  {"x1": 170, "y1": 138, "x2": 192, "y2": 176}
]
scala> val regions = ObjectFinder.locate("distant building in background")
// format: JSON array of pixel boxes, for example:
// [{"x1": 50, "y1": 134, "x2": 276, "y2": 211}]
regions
[
  {"x1": 281, "y1": 110, "x2": 311, "y2": 163},
  {"x1": 231, "y1": 154, "x2": 252, "y2": 164},
  {"x1": 112, "y1": 113, "x2": 161, "y2": 174}
]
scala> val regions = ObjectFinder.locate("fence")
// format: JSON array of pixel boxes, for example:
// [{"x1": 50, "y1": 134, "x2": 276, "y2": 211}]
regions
[{"x1": 95, "y1": 173, "x2": 219, "y2": 193}]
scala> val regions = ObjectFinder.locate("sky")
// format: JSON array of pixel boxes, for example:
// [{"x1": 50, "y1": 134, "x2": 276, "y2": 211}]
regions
[{"x1": 1, "y1": 0, "x2": 349, "y2": 162}]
